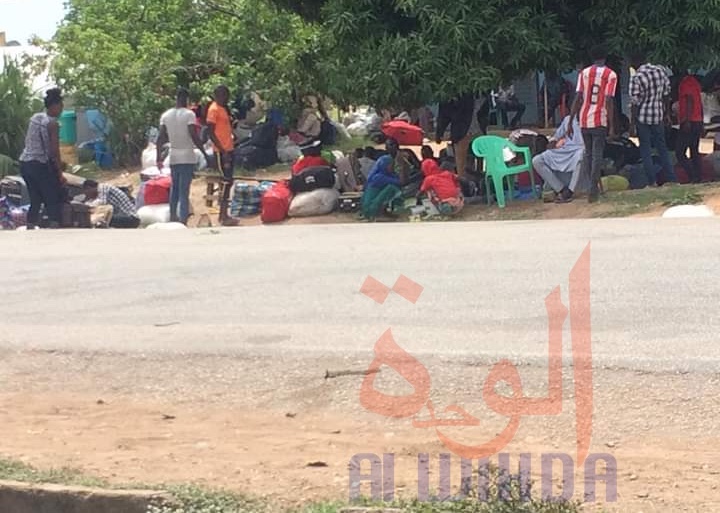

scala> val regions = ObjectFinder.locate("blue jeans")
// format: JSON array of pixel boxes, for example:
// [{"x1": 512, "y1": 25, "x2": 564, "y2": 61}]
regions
[
  {"x1": 170, "y1": 164, "x2": 194, "y2": 223},
  {"x1": 637, "y1": 123, "x2": 677, "y2": 185}
]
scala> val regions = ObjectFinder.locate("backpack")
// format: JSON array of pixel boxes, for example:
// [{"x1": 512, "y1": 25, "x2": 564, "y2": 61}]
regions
[
  {"x1": 234, "y1": 145, "x2": 278, "y2": 171},
  {"x1": 319, "y1": 119, "x2": 337, "y2": 146},
  {"x1": 289, "y1": 166, "x2": 336, "y2": 194},
  {"x1": 247, "y1": 122, "x2": 278, "y2": 149}
]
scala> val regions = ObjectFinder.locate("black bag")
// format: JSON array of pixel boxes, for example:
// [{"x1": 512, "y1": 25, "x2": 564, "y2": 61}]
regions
[
  {"x1": 319, "y1": 119, "x2": 337, "y2": 146},
  {"x1": 289, "y1": 166, "x2": 336, "y2": 193},
  {"x1": 234, "y1": 144, "x2": 278, "y2": 171},
  {"x1": 0, "y1": 176, "x2": 30, "y2": 206},
  {"x1": 247, "y1": 122, "x2": 278, "y2": 150},
  {"x1": 338, "y1": 192, "x2": 362, "y2": 213}
]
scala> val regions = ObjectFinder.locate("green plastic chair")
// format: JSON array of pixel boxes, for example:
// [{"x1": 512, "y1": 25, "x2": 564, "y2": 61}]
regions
[{"x1": 471, "y1": 135, "x2": 538, "y2": 208}]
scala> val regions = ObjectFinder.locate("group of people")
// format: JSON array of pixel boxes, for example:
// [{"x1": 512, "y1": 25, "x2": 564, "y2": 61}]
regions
[
  {"x1": 533, "y1": 44, "x2": 707, "y2": 204},
  {"x1": 15, "y1": 43, "x2": 711, "y2": 229},
  {"x1": 16, "y1": 88, "x2": 143, "y2": 229}
]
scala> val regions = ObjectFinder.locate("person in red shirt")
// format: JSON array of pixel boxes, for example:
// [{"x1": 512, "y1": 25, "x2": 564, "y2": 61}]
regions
[
  {"x1": 418, "y1": 147, "x2": 464, "y2": 215},
  {"x1": 291, "y1": 140, "x2": 331, "y2": 175},
  {"x1": 676, "y1": 71, "x2": 704, "y2": 183},
  {"x1": 568, "y1": 44, "x2": 617, "y2": 203},
  {"x1": 420, "y1": 145, "x2": 443, "y2": 177}
]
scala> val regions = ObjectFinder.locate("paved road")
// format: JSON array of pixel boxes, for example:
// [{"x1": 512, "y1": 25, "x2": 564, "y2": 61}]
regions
[{"x1": 3, "y1": 218, "x2": 720, "y2": 372}]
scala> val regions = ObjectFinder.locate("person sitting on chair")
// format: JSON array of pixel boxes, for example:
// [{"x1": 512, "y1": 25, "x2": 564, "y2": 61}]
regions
[{"x1": 532, "y1": 115, "x2": 585, "y2": 204}]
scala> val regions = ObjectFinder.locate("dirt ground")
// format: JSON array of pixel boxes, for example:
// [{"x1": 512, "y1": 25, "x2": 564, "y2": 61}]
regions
[{"x1": 0, "y1": 350, "x2": 719, "y2": 512}]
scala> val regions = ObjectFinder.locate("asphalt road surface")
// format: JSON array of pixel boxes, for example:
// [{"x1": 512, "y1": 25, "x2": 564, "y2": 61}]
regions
[{"x1": 3, "y1": 218, "x2": 720, "y2": 372}]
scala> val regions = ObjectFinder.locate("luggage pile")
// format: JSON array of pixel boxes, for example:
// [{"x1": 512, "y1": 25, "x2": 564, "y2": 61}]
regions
[{"x1": 231, "y1": 181, "x2": 274, "y2": 217}]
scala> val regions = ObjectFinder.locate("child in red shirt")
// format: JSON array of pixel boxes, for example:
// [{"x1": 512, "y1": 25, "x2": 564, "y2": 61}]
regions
[{"x1": 419, "y1": 146, "x2": 464, "y2": 215}]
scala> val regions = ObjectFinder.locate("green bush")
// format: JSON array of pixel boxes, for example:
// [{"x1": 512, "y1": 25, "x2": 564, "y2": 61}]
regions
[{"x1": 0, "y1": 58, "x2": 41, "y2": 159}]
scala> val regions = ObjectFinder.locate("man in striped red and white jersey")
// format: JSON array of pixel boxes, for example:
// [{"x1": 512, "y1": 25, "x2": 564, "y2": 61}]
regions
[{"x1": 568, "y1": 44, "x2": 617, "y2": 203}]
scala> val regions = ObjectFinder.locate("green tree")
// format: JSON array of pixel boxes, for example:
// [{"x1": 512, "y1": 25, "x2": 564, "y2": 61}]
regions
[
  {"x1": 270, "y1": 0, "x2": 720, "y2": 108},
  {"x1": 51, "y1": 0, "x2": 319, "y2": 165},
  {"x1": 0, "y1": 58, "x2": 42, "y2": 160}
]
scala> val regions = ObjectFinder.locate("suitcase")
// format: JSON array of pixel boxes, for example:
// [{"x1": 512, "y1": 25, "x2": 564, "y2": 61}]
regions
[
  {"x1": 261, "y1": 181, "x2": 293, "y2": 223},
  {"x1": 61, "y1": 202, "x2": 92, "y2": 228},
  {"x1": 0, "y1": 176, "x2": 30, "y2": 206},
  {"x1": 381, "y1": 120, "x2": 424, "y2": 146}
]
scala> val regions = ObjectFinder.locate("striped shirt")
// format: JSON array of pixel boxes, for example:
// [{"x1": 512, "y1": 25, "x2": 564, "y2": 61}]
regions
[
  {"x1": 19, "y1": 113, "x2": 54, "y2": 163},
  {"x1": 576, "y1": 65, "x2": 618, "y2": 129},
  {"x1": 629, "y1": 64, "x2": 670, "y2": 125}
]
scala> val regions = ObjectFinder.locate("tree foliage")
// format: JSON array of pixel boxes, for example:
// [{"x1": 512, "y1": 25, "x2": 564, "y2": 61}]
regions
[
  {"x1": 0, "y1": 58, "x2": 42, "y2": 160},
  {"x1": 271, "y1": 0, "x2": 720, "y2": 108},
  {"x1": 51, "y1": 0, "x2": 319, "y2": 165}
]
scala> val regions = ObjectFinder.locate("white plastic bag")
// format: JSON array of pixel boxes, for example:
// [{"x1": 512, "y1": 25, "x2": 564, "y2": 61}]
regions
[
  {"x1": 142, "y1": 143, "x2": 157, "y2": 170},
  {"x1": 289, "y1": 188, "x2": 339, "y2": 217},
  {"x1": 161, "y1": 149, "x2": 208, "y2": 171},
  {"x1": 146, "y1": 222, "x2": 187, "y2": 230},
  {"x1": 662, "y1": 205, "x2": 714, "y2": 218},
  {"x1": 138, "y1": 204, "x2": 171, "y2": 227},
  {"x1": 347, "y1": 121, "x2": 369, "y2": 137},
  {"x1": 277, "y1": 136, "x2": 302, "y2": 163}
]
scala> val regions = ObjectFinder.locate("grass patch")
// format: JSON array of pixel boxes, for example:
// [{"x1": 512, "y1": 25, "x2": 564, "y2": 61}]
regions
[
  {"x1": 0, "y1": 458, "x2": 584, "y2": 513},
  {"x1": 328, "y1": 135, "x2": 371, "y2": 154},
  {"x1": 0, "y1": 458, "x2": 109, "y2": 488},
  {"x1": 597, "y1": 184, "x2": 708, "y2": 218}
]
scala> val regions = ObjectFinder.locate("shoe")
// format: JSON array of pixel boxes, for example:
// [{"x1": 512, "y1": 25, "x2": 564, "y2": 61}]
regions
[
  {"x1": 555, "y1": 188, "x2": 574, "y2": 204},
  {"x1": 221, "y1": 217, "x2": 241, "y2": 227}
]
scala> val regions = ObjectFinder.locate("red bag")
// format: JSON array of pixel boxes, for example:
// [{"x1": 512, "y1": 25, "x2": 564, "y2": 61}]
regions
[
  {"x1": 381, "y1": 120, "x2": 424, "y2": 146},
  {"x1": 144, "y1": 176, "x2": 172, "y2": 205},
  {"x1": 261, "y1": 181, "x2": 293, "y2": 223},
  {"x1": 517, "y1": 169, "x2": 543, "y2": 188}
]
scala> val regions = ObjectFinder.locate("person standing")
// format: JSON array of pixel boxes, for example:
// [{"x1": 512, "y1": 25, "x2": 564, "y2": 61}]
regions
[
  {"x1": 495, "y1": 84, "x2": 526, "y2": 130},
  {"x1": 629, "y1": 51, "x2": 677, "y2": 186},
  {"x1": 156, "y1": 87, "x2": 209, "y2": 225},
  {"x1": 675, "y1": 71, "x2": 704, "y2": 183},
  {"x1": 568, "y1": 44, "x2": 617, "y2": 203},
  {"x1": 435, "y1": 93, "x2": 475, "y2": 178},
  {"x1": 206, "y1": 84, "x2": 238, "y2": 226},
  {"x1": 18, "y1": 88, "x2": 67, "y2": 229}
]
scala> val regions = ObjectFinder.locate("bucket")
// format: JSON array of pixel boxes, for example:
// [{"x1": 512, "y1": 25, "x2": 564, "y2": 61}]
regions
[
  {"x1": 59, "y1": 111, "x2": 77, "y2": 145},
  {"x1": 93, "y1": 141, "x2": 113, "y2": 169}
]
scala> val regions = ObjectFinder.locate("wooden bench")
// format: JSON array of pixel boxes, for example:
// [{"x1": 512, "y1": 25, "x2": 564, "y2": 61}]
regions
[{"x1": 203, "y1": 174, "x2": 224, "y2": 208}]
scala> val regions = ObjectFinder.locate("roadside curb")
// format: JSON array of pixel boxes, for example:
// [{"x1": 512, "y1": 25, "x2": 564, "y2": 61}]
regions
[
  {"x1": 340, "y1": 508, "x2": 403, "y2": 513},
  {"x1": 0, "y1": 480, "x2": 175, "y2": 513}
]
